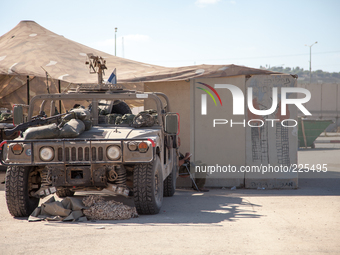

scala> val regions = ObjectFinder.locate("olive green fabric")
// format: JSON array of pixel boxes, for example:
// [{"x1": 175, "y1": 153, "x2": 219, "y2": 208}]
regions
[
  {"x1": 61, "y1": 112, "x2": 76, "y2": 122},
  {"x1": 28, "y1": 196, "x2": 86, "y2": 222},
  {"x1": 70, "y1": 108, "x2": 91, "y2": 121},
  {"x1": 59, "y1": 119, "x2": 85, "y2": 138},
  {"x1": 83, "y1": 119, "x2": 92, "y2": 131},
  {"x1": 22, "y1": 123, "x2": 59, "y2": 140}
]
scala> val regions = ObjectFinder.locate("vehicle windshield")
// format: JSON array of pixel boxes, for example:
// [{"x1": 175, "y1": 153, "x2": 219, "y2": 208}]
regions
[
  {"x1": 97, "y1": 99, "x2": 159, "y2": 127},
  {"x1": 28, "y1": 96, "x2": 161, "y2": 128}
]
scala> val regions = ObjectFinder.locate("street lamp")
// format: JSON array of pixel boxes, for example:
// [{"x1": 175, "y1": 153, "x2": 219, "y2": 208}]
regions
[
  {"x1": 305, "y1": 41, "x2": 318, "y2": 83},
  {"x1": 115, "y1": 27, "x2": 117, "y2": 56}
]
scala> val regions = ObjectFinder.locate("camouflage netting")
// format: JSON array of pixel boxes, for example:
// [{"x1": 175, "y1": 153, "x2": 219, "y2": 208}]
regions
[
  {"x1": 29, "y1": 195, "x2": 138, "y2": 222},
  {"x1": 104, "y1": 111, "x2": 157, "y2": 127},
  {"x1": 83, "y1": 195, "x2": 138, "y2": 220},
  {"x1": 105, "y1": 113, "x2": 122, "y2": 124},
  {"x1": 0, "y1": 111, "x2": 12, "y2": 122},
  {"x1": 119, "y1": 114, "x2": 135, "y2": 125},
  {"x1": 132, "y1": 111, "x2": 155, "y2": 128}
]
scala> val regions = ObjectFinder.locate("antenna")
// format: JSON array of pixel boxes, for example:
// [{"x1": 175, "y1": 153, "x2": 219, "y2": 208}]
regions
[{"x1": 85, "y1": 54, "x2": 107, "y2": 85}]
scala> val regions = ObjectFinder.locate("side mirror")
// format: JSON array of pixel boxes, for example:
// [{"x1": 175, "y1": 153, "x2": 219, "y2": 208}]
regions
[
  {"x1": 13, "y1": 105, "x2": 23, "y2": 125},
  {"x1": 165, "y1": 113, "x2": 179, "y2": 135}
]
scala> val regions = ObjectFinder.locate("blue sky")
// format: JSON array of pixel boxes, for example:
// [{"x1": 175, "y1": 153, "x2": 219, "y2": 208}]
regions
[{"x1": 1, "y1": 0, "x2": 339, "y2": 72}]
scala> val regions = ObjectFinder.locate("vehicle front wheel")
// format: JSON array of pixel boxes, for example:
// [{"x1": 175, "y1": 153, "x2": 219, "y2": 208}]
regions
[
  {"x1": 5, "y1": 166, "x2": 40, "y2": 217},
  {"x1": 133, "y1": 156, "x2": 163, "y2": 214},
  {"x1": 163, "y1": 164, "x2": 177, "y2": 197}
]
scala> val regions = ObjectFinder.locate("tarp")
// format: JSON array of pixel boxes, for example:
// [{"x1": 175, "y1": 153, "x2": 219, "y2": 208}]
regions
[
  {"x1": 29, "y1": 195, "x2": 138, "y2": 222},
  {"x1": 0, "y1": 21, "x2": 280, "y2": 108}
]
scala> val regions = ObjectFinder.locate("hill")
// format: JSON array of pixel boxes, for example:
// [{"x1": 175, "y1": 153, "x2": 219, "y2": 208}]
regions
[{"x1": 260, "y1": 66, "x2": 340, "y2": 84}]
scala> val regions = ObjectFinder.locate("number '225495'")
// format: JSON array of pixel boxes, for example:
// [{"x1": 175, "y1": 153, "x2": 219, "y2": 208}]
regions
[{"x1": 291, "y1": 164, "x2": 327, "y2": 172}]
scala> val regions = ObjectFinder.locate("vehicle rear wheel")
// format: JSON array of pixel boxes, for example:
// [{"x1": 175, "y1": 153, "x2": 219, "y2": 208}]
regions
[
  {"x1": 163, "y1": 164, "x2": 177, "y2": 197},
  {"x1": 56, "y1": 188, "x2": 75, "y2": 198},
  {"x1": 5, "y1": 166, "x2": 40, "y2": 217},
  {"x1": 133, "y1": 156, "x2": 163, "y2": 214}
]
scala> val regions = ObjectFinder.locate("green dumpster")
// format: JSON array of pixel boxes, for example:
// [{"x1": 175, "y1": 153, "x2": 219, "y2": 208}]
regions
[{"x1": 298, "y1": 118, "x2": 333, "y2": 148}]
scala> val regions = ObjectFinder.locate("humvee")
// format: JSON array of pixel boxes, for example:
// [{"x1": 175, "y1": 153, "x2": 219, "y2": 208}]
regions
[{"x1": 0, "y1": 79, "x2": 179, "y2": 217}]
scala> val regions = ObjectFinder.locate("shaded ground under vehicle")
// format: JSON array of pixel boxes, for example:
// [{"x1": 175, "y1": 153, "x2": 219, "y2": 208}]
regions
[{"x1": 1, "y1": 87, "x2": 179, "y2": 217}]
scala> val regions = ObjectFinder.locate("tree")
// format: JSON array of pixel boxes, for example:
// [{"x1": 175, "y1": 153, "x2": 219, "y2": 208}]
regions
[
  {"x1": 331, "y1": 72, "x2": 340, "y2": 78},
  {"x1": 284, "y1": 67, "x2": 291, "y2": 73}
]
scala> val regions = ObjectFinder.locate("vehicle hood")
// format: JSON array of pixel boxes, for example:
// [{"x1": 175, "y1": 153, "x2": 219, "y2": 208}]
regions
[{"x1": 77, "y1": 126, "x2": 161, "y2": 140}]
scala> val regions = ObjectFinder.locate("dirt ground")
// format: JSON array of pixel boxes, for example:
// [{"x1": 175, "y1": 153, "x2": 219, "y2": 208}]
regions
[{"x1": 0, "y1": 138, "x2": 339, "y2": 255}]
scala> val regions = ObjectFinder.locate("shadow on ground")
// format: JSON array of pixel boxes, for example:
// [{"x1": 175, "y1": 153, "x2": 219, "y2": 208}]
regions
[
  {"x1": 36, "y1": 173, "x2": 340, "y2": 226},
  {"x1": 42, "y1": 189, "x2": 263, "y2": 226},
  {"x1": 298, "y1": 147, "x2": 340, "y2": 151},
  {"x1": 1, "y1": 169, "x2": 339, "y2": 225}
]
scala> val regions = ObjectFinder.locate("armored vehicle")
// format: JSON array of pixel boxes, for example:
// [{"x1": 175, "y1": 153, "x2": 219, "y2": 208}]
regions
[{"x1": 1, "y1": 64, "x2": 179, "y2": 217}]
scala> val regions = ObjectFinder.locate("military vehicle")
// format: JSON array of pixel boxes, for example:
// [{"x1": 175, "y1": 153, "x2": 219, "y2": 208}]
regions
[{"x1": 0, "y1": 56, "x2": 179, "y2": 217}]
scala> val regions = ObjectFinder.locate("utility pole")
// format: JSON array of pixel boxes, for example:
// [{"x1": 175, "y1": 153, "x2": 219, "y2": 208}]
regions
[
  {"x1": 122, "y1": 37, "x2": 124, "y2": 58},
  {"x1": 305, "y1": 41, "x2": 317, "y2": 83},
  {"x1": 115, "y1": 27, "x2": 117, "y2": 56}
]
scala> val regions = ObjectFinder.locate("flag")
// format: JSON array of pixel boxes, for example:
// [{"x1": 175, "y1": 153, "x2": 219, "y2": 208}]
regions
[{"x1": 107, "y1": 68, "x2": 117, "y2": 84}]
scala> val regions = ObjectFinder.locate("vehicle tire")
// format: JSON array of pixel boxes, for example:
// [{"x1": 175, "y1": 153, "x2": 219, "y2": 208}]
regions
[
  {"x1": 56, "y1": 188, "x2": 75, "y2": 198},
  {"x1": 112, "y1": 101, "x2": 132, "y2": 115},
  {"x1": 163, "y1": 164, "x2": 177, "y2": 197},
  {"x1": 133, "y1": 156, "x2": 163, "y2": 215},
  {"x1": 5, "y1": 166, "x2": 40, "y2": 217}
]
